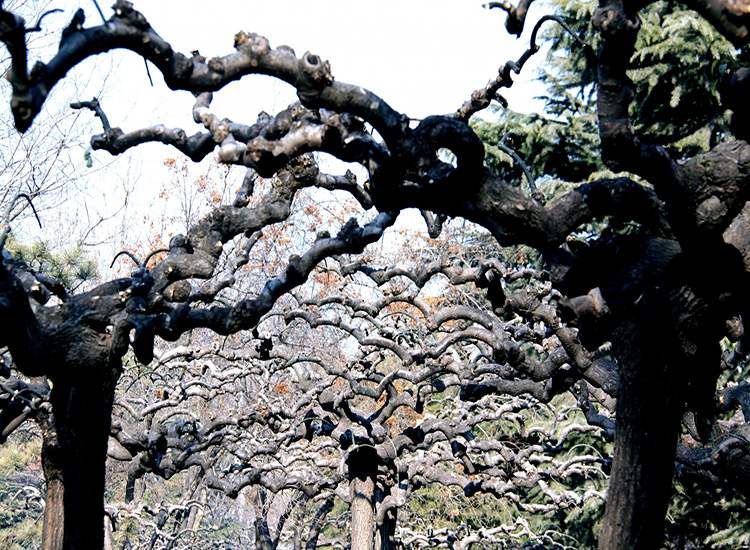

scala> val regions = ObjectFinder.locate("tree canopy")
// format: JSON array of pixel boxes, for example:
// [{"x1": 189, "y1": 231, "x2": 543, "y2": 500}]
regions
[{"x1": 2, "y1": 1, "x2": 750, "y2": 550}]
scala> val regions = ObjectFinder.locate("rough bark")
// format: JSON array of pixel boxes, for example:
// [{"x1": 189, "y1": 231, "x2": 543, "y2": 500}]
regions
[
  {"x1": 599, "y1": 318, "x2": 686, "y2": 550},
  {"x1": 348, "y1": 448, "x2": 379, "y2": 550},
  {"x1": 41, "y1": 425, "x2": 64, "y2": 550},
  {"x1": 1, "y1": 2, "x2": 750, "y2": 549},
  {"x1": 49, "y1": 369, "x2": 120, "y2": 550}
]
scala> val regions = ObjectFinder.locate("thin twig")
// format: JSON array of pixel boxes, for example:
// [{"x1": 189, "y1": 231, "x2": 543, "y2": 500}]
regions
[
  {"x1": 142, "y1": 248, "x2": 169, "y2": 268},
  {"x1": 110, "y1": 250, "x2": 143, "y2": 269},
  {"x1": 92, "y1": 0, "x2": 106, "y2": 24},
  {"x1": 497, "y1": 141, "x2": 537, "y2": 194},
  {"x1": 110, "y1": 247, "x2": 169, "y2": 270},
  {"x1": 456, "y1": 15, "x2": 591, "y2": 120},
  {"x1": 27, "y1": 8, "x2": 62, "y2": 33},
  {"x1": 0, "y1": 194, "x2": 41, "y2": 250}
]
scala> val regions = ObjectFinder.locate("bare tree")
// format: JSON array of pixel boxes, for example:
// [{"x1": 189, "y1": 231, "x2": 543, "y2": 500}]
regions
[
  {"x1": 96, "y1": 247, "x2": 611, "y2": 549},
  {"x1": 1, "y1": 1, "x2": 750, "y2": 550}
]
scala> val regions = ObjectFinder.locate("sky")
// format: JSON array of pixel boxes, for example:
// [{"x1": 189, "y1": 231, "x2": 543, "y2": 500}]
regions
[
  {"x1": 8, "y1": 0, "x2": 551, "y2": 256},
  {"x1": 79, "y1": 0, "x2": 548, "y2": 130}
]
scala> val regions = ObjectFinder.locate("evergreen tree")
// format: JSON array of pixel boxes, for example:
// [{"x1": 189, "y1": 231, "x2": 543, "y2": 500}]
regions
[
  {"x1": 476, "y1": 2, "x2": 750, "y2": 547},
  {"x1": 474, "y1": 0, "x2": 740, "y2": 193}
]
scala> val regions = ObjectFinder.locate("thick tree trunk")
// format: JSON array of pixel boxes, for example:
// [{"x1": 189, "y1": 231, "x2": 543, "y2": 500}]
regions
[
  {"x1": 598, "y1": 325, "x2": 685, "y2": 550},
  {"x1": 598, "y1": 268, "x2": 720, "y2": 550},
  {"x1": 48, "y1": 368, "x2": 119, "y2": 550},
  {"x1": 348, "y1": 448, "x2": 379, "y2": 550},
  {"x1": 351, "y1": 473, "x2": 375, "y2": 550}
]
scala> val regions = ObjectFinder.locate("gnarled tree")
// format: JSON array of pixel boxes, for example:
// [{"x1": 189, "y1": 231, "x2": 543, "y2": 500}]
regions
[{"x1": 1, "y1": 1, "x2": 750, "y2": 549}]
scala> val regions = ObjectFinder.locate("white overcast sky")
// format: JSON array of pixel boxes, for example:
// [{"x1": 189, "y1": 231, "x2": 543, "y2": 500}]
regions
[
  {"x1": 11, "y1": 0, "x2": 551, "y2": 251},
  {"x1": 61, "y1": 0, "x2": 548, "y2": 130}
]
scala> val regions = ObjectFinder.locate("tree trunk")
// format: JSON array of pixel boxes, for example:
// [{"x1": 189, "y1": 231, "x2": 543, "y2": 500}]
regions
[
  {"x1": 48, "y1": 368, "x2": 119, "y2": 550},
  {"x1": 375, "y1": 482, "x2": 397, "y2": 550},
  {"x1": 304, "y1": 495, "x2": 334, "y2": 550},
  {"x1": 351, "y1": 471, "x2": 375, "y2": 550},
  {"x1": 376, "y1": 507, "x2": 397, "y2": 550},
  {"x1": 348, "y1": 447, "x2": 379, "y2": 550},
  {"x1": 187, "y1": 486, "x2": 207, "y2": 531},
  {"x1": 41, "y1": 424, "x2": 64, "y2": 550},
  {"x1": 104, "y1": 515, "x2": 115, "y2": 550},
  {"x1": 598, "y1": 324, "x2": 685, "y2": 550},
  {"x1": 598, "y1": 270, "x2": 720, "y2": 550},
  {"x1": 253, "y1": 487, "x2": 274, "y2": 550}
]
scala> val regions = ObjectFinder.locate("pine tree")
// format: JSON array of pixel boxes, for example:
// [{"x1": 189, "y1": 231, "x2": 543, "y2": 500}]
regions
[{"x1": 474, "y1": 0, "x2": 740, "y2": 195}]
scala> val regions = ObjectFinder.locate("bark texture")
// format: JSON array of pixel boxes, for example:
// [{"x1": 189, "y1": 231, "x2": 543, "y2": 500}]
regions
[{"x1": 0, "y1": 1, "x2": 749, "y2": 549}]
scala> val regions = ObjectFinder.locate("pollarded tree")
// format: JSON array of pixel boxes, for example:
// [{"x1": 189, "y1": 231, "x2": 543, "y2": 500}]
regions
[
  {"x1": 104, "y1": 342, "x2": 345, "y2": 550},
  {"x1": 475, "y1": 2, "x2": 750, "y2": 544},
  {"x1": 98, "y1": 224, "x2": 750, "y2": 549},
  {"x1": 2, "y1": 1, "x2": 750, "y2": 550},
  {"x1": 98, "y1": 242, "x2": 615, "y2": 550}
]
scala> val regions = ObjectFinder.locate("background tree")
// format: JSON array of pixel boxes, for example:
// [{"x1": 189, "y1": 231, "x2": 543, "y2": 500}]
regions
[{"x1": 99, "y1": 228, "x2": 615, "y2": 550}]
